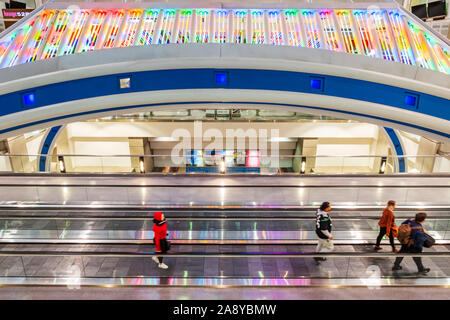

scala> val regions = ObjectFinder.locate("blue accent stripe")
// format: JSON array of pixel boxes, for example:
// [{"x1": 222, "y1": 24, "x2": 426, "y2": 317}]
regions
[
  {"x1": 38, "y1": 125, "x2": 62, "y2": 172},
  {"x1": 0, "y1": 69, "x2": 448, "y2": 138},
  {"x1": 384, "y1": 127, "x2": 406, "y2": 173}
]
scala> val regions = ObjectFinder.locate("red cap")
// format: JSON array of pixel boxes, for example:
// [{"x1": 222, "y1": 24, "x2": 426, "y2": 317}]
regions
[{"x1": 153, "y1": 211, "x2": 164, "y2": 221}]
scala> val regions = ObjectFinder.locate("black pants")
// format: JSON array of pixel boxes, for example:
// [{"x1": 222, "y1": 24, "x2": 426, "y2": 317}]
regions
[
  {"x1": 155, "y1": 238, "x2": 169, "y2": 264},
  {"x1": 376, "y1": 227, "x2": 395, "y2": 248},
  {"x1": 394, "y1": 245, "x2": 425, "y2": 271},
  {"x1": 156, "y1": 251, "x2": 167, "y2": 263}
]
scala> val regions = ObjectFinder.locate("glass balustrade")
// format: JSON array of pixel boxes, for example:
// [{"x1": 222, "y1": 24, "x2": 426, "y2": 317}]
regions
[{"x1": 0, "y1": 154, "x2": 448, "y2": 174}]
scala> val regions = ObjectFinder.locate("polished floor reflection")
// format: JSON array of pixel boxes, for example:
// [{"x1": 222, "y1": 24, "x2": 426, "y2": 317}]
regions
[{"x1": 0, "y1": 244, "x2": 448, "y2": 280}]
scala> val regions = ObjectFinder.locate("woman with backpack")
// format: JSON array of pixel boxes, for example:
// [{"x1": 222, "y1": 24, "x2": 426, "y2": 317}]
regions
[
  {"x1": 392, "y1": 212, "x2": 430, "y2": 274},
  {"x1": 374, "y1": 200, "x2": 399, "y2": 252},
  {"x1": 152, "y1": 211, "x2": 170, "y2": 269},
  {"x1": 314, "y1": 202, "x2": 334, "y2": 265}
]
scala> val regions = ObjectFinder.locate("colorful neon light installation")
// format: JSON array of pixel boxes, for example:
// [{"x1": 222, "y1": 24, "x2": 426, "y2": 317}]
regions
[
  {"x1": 335, "y1": 10, "x2": 360, "y2": 54},
  {"x1": 177, "y1": 9, "x2": 192, "y2": 44},
  {"x1": 232, "y1": 10, "x2": 248, "y2": 44},
  {"x1": 0, "y1": 16, "x2": 36, "y2": 68},
  {"x1": 353, "y1": 10, "x2": 379, "y2": 58},
  {"x1": 101, "y1": 10, "x2": 125, "y2": 48},
  {"x1": 158, "y1": 9, "x2": 176, "y2": 44},
  {"x1": 0, "y1": 7, "x2": 448, "y2": 75},
  {"x1": 136, "y1": 9, "x2": 160, "y2": 46},
  {"x1": 388, "y1": 11, "x2": 415, "y2": 65},
  {"x1": 195, "y1": 9, "x2": 211, "y2": 43},
  {"x1": 58, "y1": 10, "x2": 89, "y2": 56},
  {"x1": 251, "y1": 10, "x2": 265, "y2": 44},
  {"x1": 407, "y1": 21, "x2": 436, "y2": 70},
  {"x1": 40, "y1": 10, "x2": 72, "y2": 60},
  {"x1": 284, "y1": 9, "x2": 304, "y2": 47},
  {"x1": 19, "y1": 9, "x2": 56, "y2": 64},
  {"x1": 117, "y1": 9, "x2": 143, "y2": 47},
  {"x1": 213, "y1": 10, "x2": 229, "y2": 43},
  {"x1": 370, "y1": 10, "x2": 398, "y2": 62},
  {"x1": 302, "y1": 10, "x2": 321, "y2": 49},
  {"x1": 79, "y1": 10, "x2": 107, "y2": 52},
  {"x1": 319, "y1": 10, "x2": 340, "y2": 51}
]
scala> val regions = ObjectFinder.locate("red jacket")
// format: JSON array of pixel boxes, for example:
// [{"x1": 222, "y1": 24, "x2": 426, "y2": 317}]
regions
[
  {"x1": 152, "y1": 212, "x2": 167, "y2": 252},
  {"x1": 378, "y1": 208, "x2": 396, "y2": 236}
]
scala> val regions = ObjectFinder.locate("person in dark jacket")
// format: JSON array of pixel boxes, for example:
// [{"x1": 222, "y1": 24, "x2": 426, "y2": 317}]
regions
[
  {"x1": 152, "y1": 211, "x2": 169, "y2": 269},
  {"x1": 314, "y1": 202, "x2": 333, "y2": 265},
  {"x1": 392, "y1": 212, "x2": 430, "y2": 274},
  {"x1": 374, "y1": 200, "x2": 399, "y2": 252}
]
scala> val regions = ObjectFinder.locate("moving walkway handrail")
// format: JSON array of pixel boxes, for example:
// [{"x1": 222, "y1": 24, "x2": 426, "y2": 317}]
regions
[
  {"x1": 0, "y1": 251, "x2": 449, "y2": 258},
  {"x1": 0, "y1": 215, "x2": 448, "y2": 220},
  {"x1": 2, "y1": 154, "x2": 448, "y2": 158}
]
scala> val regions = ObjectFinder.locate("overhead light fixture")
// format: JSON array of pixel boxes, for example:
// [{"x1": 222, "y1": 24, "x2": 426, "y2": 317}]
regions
[
  {"x1": 22, "y1": 92, "x2": 35, "y2": 106},
  {"x1": 310, "y1": 77, "x2": 324, "y2": 91},
  {"x1": 119, "y1": 77, "x2": 131, "y2": 89},
  {"x1": 58, "y1": 156, "x2": 66, "y2": 173},
  {"x1": 215, "y1": 72, "x2": 228, "y2": 85},
  {"x1": 139, "y1": 156, "x2": 145, "y2": 173},
  {"x1": 405, "y1": 93, "x2": 419, "y2": 108},
  {"x1": 379, "y1": 156, "x2": 387, "y2": 174},
  {"x1": 300, "y1": 156, "x2": 306, "y2": 174}
]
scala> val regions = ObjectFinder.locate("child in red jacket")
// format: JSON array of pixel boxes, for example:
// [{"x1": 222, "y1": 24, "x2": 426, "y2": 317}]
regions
[{"x1": 152, "y1": 211, "x2": 169, "y2": 269}]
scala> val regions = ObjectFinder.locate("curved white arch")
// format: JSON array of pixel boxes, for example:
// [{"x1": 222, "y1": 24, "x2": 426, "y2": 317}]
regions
[{"x1": 0, "y1": 45, "x2": 449, "y2": 142}]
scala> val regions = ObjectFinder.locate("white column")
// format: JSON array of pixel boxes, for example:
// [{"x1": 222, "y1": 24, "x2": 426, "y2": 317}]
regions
[
  {"x1": 170, "y1": 10, "x2": 180, "y2": 44},
  {"x1": 190, "y1": 10, "x2": 197, "y2": 43},
  {"x1": 263, "y1": 10, "x2": 270, "y2": 45},
  {"x1": 420, "y1": 29, "x2": 440, "y2": 71},
  {"x1": 151, "y1": 10, "x2": 164, "y2": 45},
  {"x1": 366, "y1": 11, "x2": 383, "y2": 59},
  {"x1": 401, "y1": 15, "x2": 420, "y2": 66},
  {"x1": 114, "y1": 10, "x2": 129, "y2": 48},
  {"x1": 297, "y1": 11, "x2": 308, "y2": 48},
  {"x1": 228, "y1": 10, "x2": 233, "y2": 43},
  {"x1": 348, "y1": 11, "x2": 365, "y2": 55},
  {"x1": 314, "y1": 11, "x2": 326, "y2": 49},
  {"x1": 75, "y1": 10, "x2": 94, "y2": 53},
  {"x1": 247, "y1": 10, "x2": 252, "y2": 44},
  {"x1": 384, "y1": 11, "x2": 402, "y2": 62},
  {"x1": 209, "y1": 9, "x2": 214, "y2": 43},
  {"x1": 331, "y1": 11, "x2": 345, "y2": 52},
  {"x1": 15, "y1": 11, "x2": 40, "y2": 66},
  {"x1": 280, "y1": 11, "x2": 288, "y2": 46},
  {"x1": 34, "y1": 10, "x2": 57, "y2": 60},
  {"x1": 55, "y1": 10, "x2": 74, "y2": 56},
  {"x1": 133, "y1": 9, "x2": 147, "y2": 46}
]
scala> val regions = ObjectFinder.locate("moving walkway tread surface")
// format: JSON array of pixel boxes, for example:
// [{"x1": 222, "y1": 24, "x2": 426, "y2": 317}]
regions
[
  {"x1": 0, "y1": 244, "x2": 448, "y2": 280},
  {"x1": 0, "y1": 210, "x2": 448, "y2": 243}
]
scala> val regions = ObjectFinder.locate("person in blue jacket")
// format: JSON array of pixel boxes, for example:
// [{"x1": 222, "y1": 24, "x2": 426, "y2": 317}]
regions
[{"x1": 392, "y1": 212, "x2": 430, "y2": 274}]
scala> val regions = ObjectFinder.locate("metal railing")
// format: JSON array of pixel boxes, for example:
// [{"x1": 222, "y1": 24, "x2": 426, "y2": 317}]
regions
[
  {"x1": 0, "y1": 251, "x2": 448, "y2": 280},
  {"x1": 0, "y1": 154, "x2": 449, "y2": 174}
]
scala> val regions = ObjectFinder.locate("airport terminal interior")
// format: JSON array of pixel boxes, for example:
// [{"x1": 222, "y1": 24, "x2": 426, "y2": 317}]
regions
[{"x1": 0, "y1": 0, "x2": 448, "y2": 299}]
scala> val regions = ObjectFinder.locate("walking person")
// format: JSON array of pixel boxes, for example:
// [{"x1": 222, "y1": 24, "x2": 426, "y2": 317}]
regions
[
  {"x1": 314, "y1": 202, "x2": 334, "y2": 265},
  {"x1": 392, "y1": 212, "x2": 430, "y2": 274},
  {"x1": 152, "y1": 211, "x2": 170, "y2": 269},
  {"x1": 374, "y1": 200, "x2": 399, "y2": 252}
]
